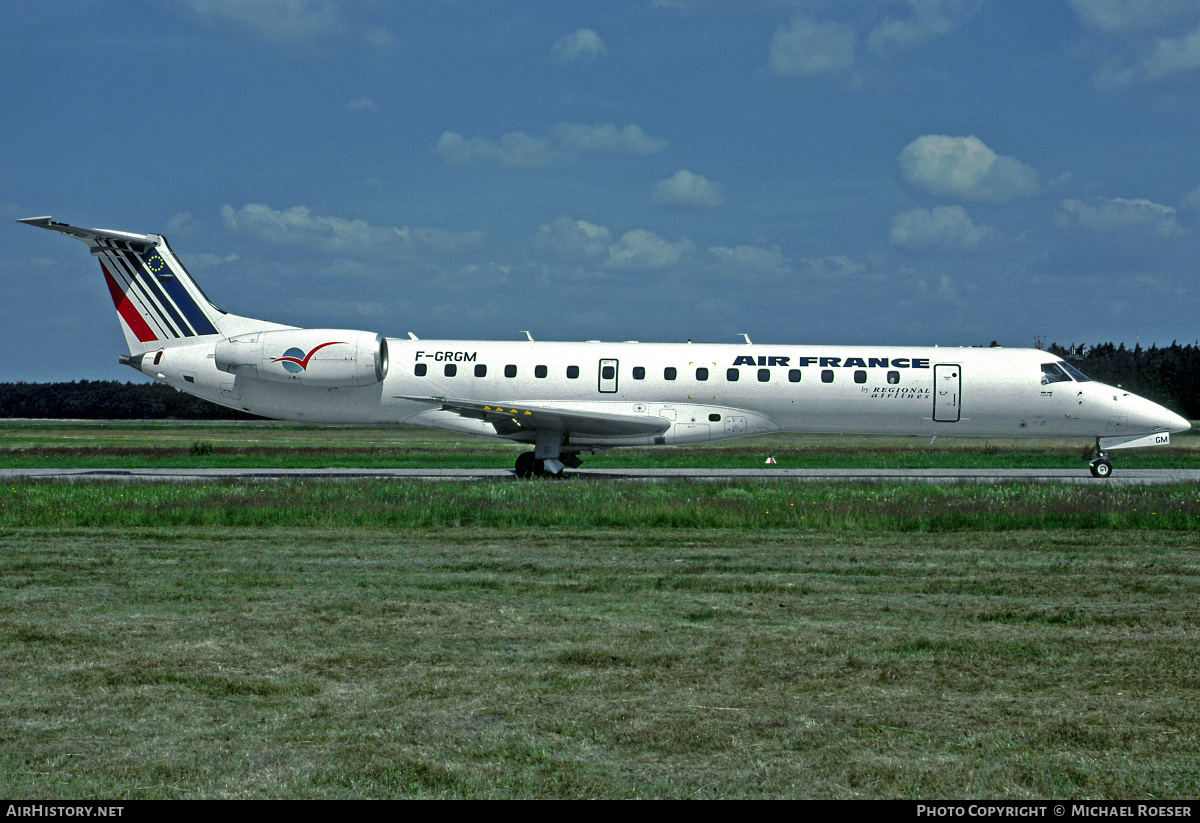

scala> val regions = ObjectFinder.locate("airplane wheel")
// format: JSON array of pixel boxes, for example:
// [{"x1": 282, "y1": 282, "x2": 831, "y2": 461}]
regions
[
  {"x1": 533, "y1": 459, "x2": 564, "y2": 479},
  {"x1": 515, "y1": 451, "x2": 536, "y2": 478},
  {"x1": 1090, "y1": 459, "x2": 1112, "y2": 479}
]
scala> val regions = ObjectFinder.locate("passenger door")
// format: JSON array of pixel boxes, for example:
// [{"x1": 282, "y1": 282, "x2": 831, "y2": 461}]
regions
[{"x1": 933, "y1": 364, "x2": 961, "y2": 422}]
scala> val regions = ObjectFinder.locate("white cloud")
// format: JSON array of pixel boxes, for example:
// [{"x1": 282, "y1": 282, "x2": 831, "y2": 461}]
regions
[
  {"x1": 362, "y1": 26, "x2": 395, "y2": 51},
  {"x1": 534, "y1": 217, "x2": 694, "y2": 272},
  {"x1": 804, "y1": 256, "x2": 869, "y2": 279},
  {"x1": 708, "y1": 245, "x2": 790, "y2": 276},
  {"x1": 1091, "y1": 23, "x2": 1200, "y2": 88},
  {"x1": 898, "y1": 135, "x2": 1041, "y2": 202},
  {"x1": 868, "y1": 0, "x2": 980, "y2": 56},
  {"x1": 769, "y1": 15, "x2": 856, "y2": 77},
  {"x1": 534, "y1": 217, "x2": 613, "y2": 260},
  {"x1": 551, "y1": 29, "x2": 607, "y2": 62},
  {"x1": 183, "y1": 0, "x2": 343, "y2": 44},
  {"x1": 435, "y1": 123, "x2": 666, "y2": 166},
  {"x1": 220, "y1": 203, "x2": 483, "y2": 255},
  {"x1": 1141, "y1": 24, "x2": 1200, "y2": 81},
  {"x1": 552, "y1": 123, "x2": 667, "y2": 155},
  {"x1": 345, "y1": 96, "x2": 377, "y2": 111},
  {"x1": 606, "y1": 229, "x2": 695, "y2": 271},
  {"x1": 1069, "y1": 1, "x2": 1200, "y2": 88},
  {"x1": 1057, "y1": 197, "x2": 1187, "y2": 238},
  {"x1": 1068, "y1": 0, "x2": 1196, "y2": 33},
  {"x1": 164, "y1": 212, "x2": 202, "y2": 238},
  {"x1": 1182, "y1": 185, "x2": 1200, "y2": 210},
  {"x1": 889, "y1": 205, "x2": 997, "y2": 250},
  {"x1": 917, "y1": 273, "x2": 958, "y2": 301},
  {"x1": 652, "y1": 170, "x2": 723, "y2": 208},
  {"x1": 434, "y1": 131, "x2": 556, "y2": 167}
]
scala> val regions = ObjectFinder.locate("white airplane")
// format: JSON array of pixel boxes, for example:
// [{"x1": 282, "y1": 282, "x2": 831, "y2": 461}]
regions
[{"x1": 20, "y1": 216, "x2": 1191, "y2": 478}]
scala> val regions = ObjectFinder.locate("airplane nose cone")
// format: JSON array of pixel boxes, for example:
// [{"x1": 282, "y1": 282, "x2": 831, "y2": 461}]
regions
[{"x1": 1166, "y1": 409, "x2": 1191, "y2": 434}]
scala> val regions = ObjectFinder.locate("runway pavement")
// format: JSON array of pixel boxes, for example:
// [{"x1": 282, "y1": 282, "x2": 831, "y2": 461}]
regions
[{"x1": 2, "y1": 467, "x2": 1197, "y2": 484}]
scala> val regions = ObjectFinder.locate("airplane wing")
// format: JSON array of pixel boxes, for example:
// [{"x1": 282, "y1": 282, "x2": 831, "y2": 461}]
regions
[{"x1": 397, "y1": 395, "x2": 670, "y2": 438}]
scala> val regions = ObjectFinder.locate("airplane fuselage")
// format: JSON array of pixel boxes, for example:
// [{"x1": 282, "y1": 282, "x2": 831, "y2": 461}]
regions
[{"x1": 143, "y1": 337, "x2": 1181, "y2": 450}]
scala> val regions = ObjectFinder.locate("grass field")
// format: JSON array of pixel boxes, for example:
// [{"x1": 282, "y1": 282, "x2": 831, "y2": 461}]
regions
[{"x1": 0, "y1": 421, "x2": 1197, "y2": 798}]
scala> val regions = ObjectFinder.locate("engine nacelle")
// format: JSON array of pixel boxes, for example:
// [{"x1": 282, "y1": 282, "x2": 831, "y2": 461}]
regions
[{"x1": 215, "y1": 329, "x2": 389, "y2": 387}]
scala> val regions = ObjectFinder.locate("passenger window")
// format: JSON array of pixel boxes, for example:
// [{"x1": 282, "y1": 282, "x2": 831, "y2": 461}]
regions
[
  {"x1": 854, "y1": 370, "x2": 866, "y2": 384},
  {"x1": 444, "y1": 363, "x2": 457, "y2": 377},
  {"x1": 633, "y1": 367, "x2": 645, "y2": 380},
  {"x1": 788, "y1": 369, "x2": 801, "y2": 383},
  {"x1": 535, "y1": 365, "x2": 547, "y2": 378},
  {"x1": 726, "y1": 368, "x2": 739, "y2": 382},
  {"x1": 708, "y1": 413, "x2": 721, "y2": 422},
  {"x1": 1041, "y1": 363, "x2": 1070, "y2": 384},
  {"x1": 696, "y1": 367, "x2": 709, "y2": 381},
  {"x1": 602, "y1": 365, "x2": 615, "y2": 380},
  {"x1": 821, "y1": 370, "x2": 834, "y2": 383},
  {"x1": 758, "y1": 369, "x2": 770, "y2": 383},
  {"x1": 474, "y1": 364, "x2": 487, "y2": 378},
  {"x1": 415, "y1": 363, "x2": 427, "y2": 377},
  {"x1": 567, "y1": 365, "x2": 579, "y2": 379},
  {"x1": 887, "y1": 371, "x2": 899, "y2": 384},
  {"x1": 505, "y1": 364, "x2": 517, "y2": 378},
  {"x1": 664, "y1": 367, "x2": 677, "y2": 381}
]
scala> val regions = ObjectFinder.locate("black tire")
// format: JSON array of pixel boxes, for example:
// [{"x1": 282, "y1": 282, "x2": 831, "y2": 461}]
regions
[
  {"x1": 1090, "y1": 459, "x2": 1112, "y2": 479},
  {"x1": 514, "y1": 451, "x2": 537, "y2": 478}
]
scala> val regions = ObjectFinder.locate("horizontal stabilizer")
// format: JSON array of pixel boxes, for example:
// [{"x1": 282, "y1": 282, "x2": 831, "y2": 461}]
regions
[{"x1": 18, "y1": 216, "x2": 158, "y2": 249}]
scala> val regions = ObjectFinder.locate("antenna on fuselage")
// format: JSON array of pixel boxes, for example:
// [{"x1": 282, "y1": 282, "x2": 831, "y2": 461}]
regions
[
  {"x1": 739, "y1": 333, "x2": 752, "y2": 344},
  {"x1": 520, "y1": 331, "x2": 534, "y2": 341}
]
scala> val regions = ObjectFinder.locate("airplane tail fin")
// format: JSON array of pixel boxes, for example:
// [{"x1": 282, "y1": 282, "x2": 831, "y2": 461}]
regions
[{"x1": 19, "y1": 216, "x2": 230, "y2": 355}]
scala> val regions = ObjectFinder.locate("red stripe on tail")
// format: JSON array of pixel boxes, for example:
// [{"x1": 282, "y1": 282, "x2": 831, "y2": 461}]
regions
[{"x1": 101, "y1": 263, "x2": 158, "y2": 343}]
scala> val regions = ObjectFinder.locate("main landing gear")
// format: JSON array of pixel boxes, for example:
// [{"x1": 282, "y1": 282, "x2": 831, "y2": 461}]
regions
[
  {"x1": 514, "y1": 451, "x2": 581, "y2": 479},
  {"x1": 1088, "y1": 440, "x2": 1113, "y2": 479}
]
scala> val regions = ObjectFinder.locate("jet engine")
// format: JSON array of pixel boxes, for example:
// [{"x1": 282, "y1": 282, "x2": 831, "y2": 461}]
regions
[{"x1": 215, "y1": 329, "x2": 389, "y2": 387}]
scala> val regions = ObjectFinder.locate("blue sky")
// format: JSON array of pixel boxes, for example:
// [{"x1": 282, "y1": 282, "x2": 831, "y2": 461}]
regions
[{"x1": 4, "y1": 0, "x2": 1200, "y2": 382}]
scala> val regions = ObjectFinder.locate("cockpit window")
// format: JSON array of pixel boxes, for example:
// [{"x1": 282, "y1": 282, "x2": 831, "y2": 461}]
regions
[
  {"x1": 1041, "y1": 363, "x2": 1071, "y2": 384},
  {"x1": 1057, "y1": 361, "x2": 1093, "y2": 382}
]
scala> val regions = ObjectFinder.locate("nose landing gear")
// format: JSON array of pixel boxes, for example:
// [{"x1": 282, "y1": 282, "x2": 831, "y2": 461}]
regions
[{"x1": 1088, "y1": 440, "x2": 1112, "y2": 478}]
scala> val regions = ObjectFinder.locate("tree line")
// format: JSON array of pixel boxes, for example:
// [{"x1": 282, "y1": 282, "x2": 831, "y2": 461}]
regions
[
  {"x1": 0, "y1": 380, "x2": 261, "y2": 420},
  {"x1": 1, "y1": 341, "x2": 1196, "y2": 420}
]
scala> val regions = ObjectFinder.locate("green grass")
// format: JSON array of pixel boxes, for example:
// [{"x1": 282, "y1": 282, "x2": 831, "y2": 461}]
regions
[
  {"x1": 2, "y1": 478, "x2": 1200, "y2": 531},
  {"x1": 0, "y1": 421, "x2": 1197, "y2": 797},
  {"x1": 1, "y1": 523, "x2": 1197, "y2": 798}
]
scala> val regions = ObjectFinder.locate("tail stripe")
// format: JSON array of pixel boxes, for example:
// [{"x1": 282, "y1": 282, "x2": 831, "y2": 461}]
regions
[
  {"x1": 97, "y1": 240, "x2": 219, "y2": 339},
  {"x1": 97, "y1": 249, "x2": 185, "y2": 339},
  {"x1": 100, "y1": 263, "x2": 159, "y2": 343},
  {"x1": 146, "y1": 254, "x2": 219, "y2": 335},
  {"x1": 118, "y1": 249, "x2": 195, "y2": 336}
]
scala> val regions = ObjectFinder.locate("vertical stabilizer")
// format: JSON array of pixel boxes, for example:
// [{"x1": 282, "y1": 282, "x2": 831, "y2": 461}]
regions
[{"x1": 19, "y1": 216, "x2": 231, "y2": 355}]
